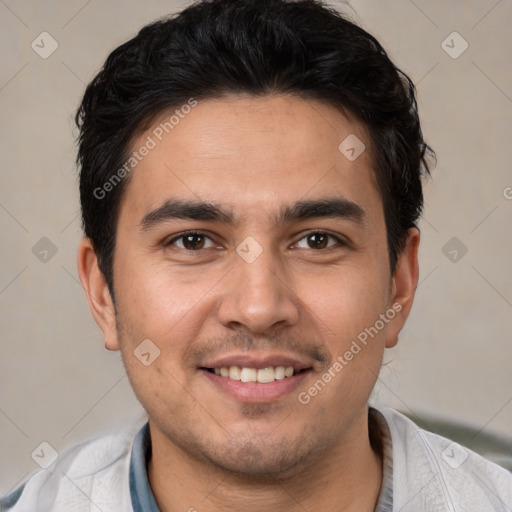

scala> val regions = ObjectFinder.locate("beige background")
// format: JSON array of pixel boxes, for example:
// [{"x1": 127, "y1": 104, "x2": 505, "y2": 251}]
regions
[{"x1": 1, "y1": 0, "x2": 511, "y2": 494}]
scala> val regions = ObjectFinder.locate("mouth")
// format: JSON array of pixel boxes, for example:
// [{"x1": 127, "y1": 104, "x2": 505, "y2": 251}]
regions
[
  {"x1": 202, "y1": 365, "x2": 309, "y2": 383},
  {"x1": 198, "y1": 355, "x2": 314, "y2": 402}
]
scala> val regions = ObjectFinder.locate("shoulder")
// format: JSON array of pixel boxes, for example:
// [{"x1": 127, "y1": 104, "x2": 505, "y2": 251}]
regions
[
  {"x1": 378, "y1": 407, "x2": 512, "y2": 511},
  {"x1": 0, "y1": 420, "x2": 145, "y2": 512}
]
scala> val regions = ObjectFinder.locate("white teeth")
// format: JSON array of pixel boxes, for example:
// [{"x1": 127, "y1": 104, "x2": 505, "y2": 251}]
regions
[
  {"x1": 274, "y1": 366, "x2": 286, "y2": 380},
  {"x1": 212, "y1": 365, "x2": 299, "y2": 383},
  {"x1": 229, "y1": 366, "x2": 241, "y2": 380},
  {"x1": 240, "y1": 367, "x2": 257, "y2": 382},
  {"x1": 257, "y1": 367, "x2": 275, "y2": 383}
]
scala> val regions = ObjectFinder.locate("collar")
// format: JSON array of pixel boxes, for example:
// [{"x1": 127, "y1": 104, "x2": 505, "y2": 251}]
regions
[{"x1": 129, "y1": 422, "x2": 160, "y2": 512}]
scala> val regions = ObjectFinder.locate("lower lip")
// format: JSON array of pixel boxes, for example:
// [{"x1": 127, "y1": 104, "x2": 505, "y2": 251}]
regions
[{"x1": 200, "y1": 369, "x2": 311, "y2": 402}]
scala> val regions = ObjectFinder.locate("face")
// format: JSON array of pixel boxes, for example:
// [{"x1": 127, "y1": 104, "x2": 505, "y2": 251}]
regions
[{"x1": 79, "y1": 94, "x2": 418, "y2": 477}]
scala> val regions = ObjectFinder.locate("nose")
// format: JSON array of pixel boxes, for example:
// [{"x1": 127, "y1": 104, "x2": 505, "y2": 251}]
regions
[{"x1": 217, "y1": 243, "x2": 300, "y2": 334}]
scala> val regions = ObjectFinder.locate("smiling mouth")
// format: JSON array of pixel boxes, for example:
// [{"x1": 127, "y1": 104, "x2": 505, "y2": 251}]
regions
[{"x1": 202, "y1": 365, "x2": 311, "y2": 383}]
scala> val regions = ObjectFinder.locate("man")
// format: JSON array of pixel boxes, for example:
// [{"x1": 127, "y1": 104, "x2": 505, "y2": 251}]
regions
[{"x1": 2, "y1": 0, "x2": 511, "y2": 510}]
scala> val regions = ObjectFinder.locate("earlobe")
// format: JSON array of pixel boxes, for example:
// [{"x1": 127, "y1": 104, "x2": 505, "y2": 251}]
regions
[
  {"x1": 77, "y1": 238, "x2": 120, "y2": 351},
  {"x1": 385, "y1": 228, "x2": 420, "y2": 348}
]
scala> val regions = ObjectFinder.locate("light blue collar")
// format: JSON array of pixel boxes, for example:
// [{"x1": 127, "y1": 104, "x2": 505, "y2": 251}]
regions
[{"x1": 129, "y1": 422, "x2": 160, "y2": 512}]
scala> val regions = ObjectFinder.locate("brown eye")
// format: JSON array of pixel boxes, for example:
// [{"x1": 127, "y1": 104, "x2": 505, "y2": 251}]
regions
[
  {"x1": 295, "y1": 231, "x2": 342, "y2": 250},
  {"x1": 167, "y1": 232, "x2": 215, "y2": 251},
  {"x1": 307, "y1": 233, "x2": 328, "y2": 249},
  {"x1": 182, "y1": 234, "x2": 205, "y2": 250}
]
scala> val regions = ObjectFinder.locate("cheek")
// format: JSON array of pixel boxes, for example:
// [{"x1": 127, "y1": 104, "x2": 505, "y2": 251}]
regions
[
  {"x1": 300, "y1": 264, "x2": 390, "y2": 401},
  {"x1": 112, "y1": 258, "x2": 223, "y2": 404},
  {"x1": 303, "y1": 262, "x2": 390, "y2": 339},
  {"x1": 113, "y1": 252, "x2": 208, "y2": 337},
  {"x1": 303, "y1": 271, "x2": 389, "y2": 403}
]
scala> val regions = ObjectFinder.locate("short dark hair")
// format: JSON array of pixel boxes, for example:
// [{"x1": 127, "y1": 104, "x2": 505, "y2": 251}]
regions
[{"x1": 75, "y1": 0, "x2": 433, "y2": 298}]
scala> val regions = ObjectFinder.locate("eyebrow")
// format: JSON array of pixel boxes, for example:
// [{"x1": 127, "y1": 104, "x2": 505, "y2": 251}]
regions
[{"x1": 139, "y1": 197, "x2": 365, "y2": 231}]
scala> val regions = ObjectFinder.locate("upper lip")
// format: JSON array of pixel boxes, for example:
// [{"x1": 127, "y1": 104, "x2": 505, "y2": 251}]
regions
[{"x1": 200, "y1": 353, "x2": 314, "y2": 371}]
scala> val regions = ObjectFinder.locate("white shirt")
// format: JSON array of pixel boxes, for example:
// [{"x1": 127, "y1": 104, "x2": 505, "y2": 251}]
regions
[{"x1": 2, "y1": 407, "x2": 511, "y2": 511}]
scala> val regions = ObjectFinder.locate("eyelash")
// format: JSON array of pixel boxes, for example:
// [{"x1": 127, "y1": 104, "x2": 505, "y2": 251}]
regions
[{"x1": 166, "y1": 230, "x2": 346, "y2": 251}]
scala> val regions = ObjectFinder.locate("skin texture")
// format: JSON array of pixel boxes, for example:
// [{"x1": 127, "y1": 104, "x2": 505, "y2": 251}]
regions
[{"x1": 78, "y1": 94, "x2": 419, "y2": 511}]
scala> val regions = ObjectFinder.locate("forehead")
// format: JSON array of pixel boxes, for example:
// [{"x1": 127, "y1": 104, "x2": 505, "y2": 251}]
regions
[{"x1": 118, "y1": 94, "x2": 382, "y2": 227}]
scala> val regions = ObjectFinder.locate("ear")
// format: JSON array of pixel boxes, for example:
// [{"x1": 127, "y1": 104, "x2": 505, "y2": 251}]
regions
[
  {"x1": 77, "y1": 237, "x2": 120, "y2": 351},
  {"x1": 385, "y1": 227, "x2": 420, "y2": 348}
]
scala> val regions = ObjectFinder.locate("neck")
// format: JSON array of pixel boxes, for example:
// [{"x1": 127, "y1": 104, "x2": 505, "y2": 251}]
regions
[{"x1": 147, "y1": 409, "x2": 383, "y2": 512}]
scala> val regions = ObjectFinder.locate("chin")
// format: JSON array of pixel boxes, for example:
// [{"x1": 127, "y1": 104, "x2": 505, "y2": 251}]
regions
[{"x1": 201, "y1": 432, "x2": 321, "y2": 479}]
